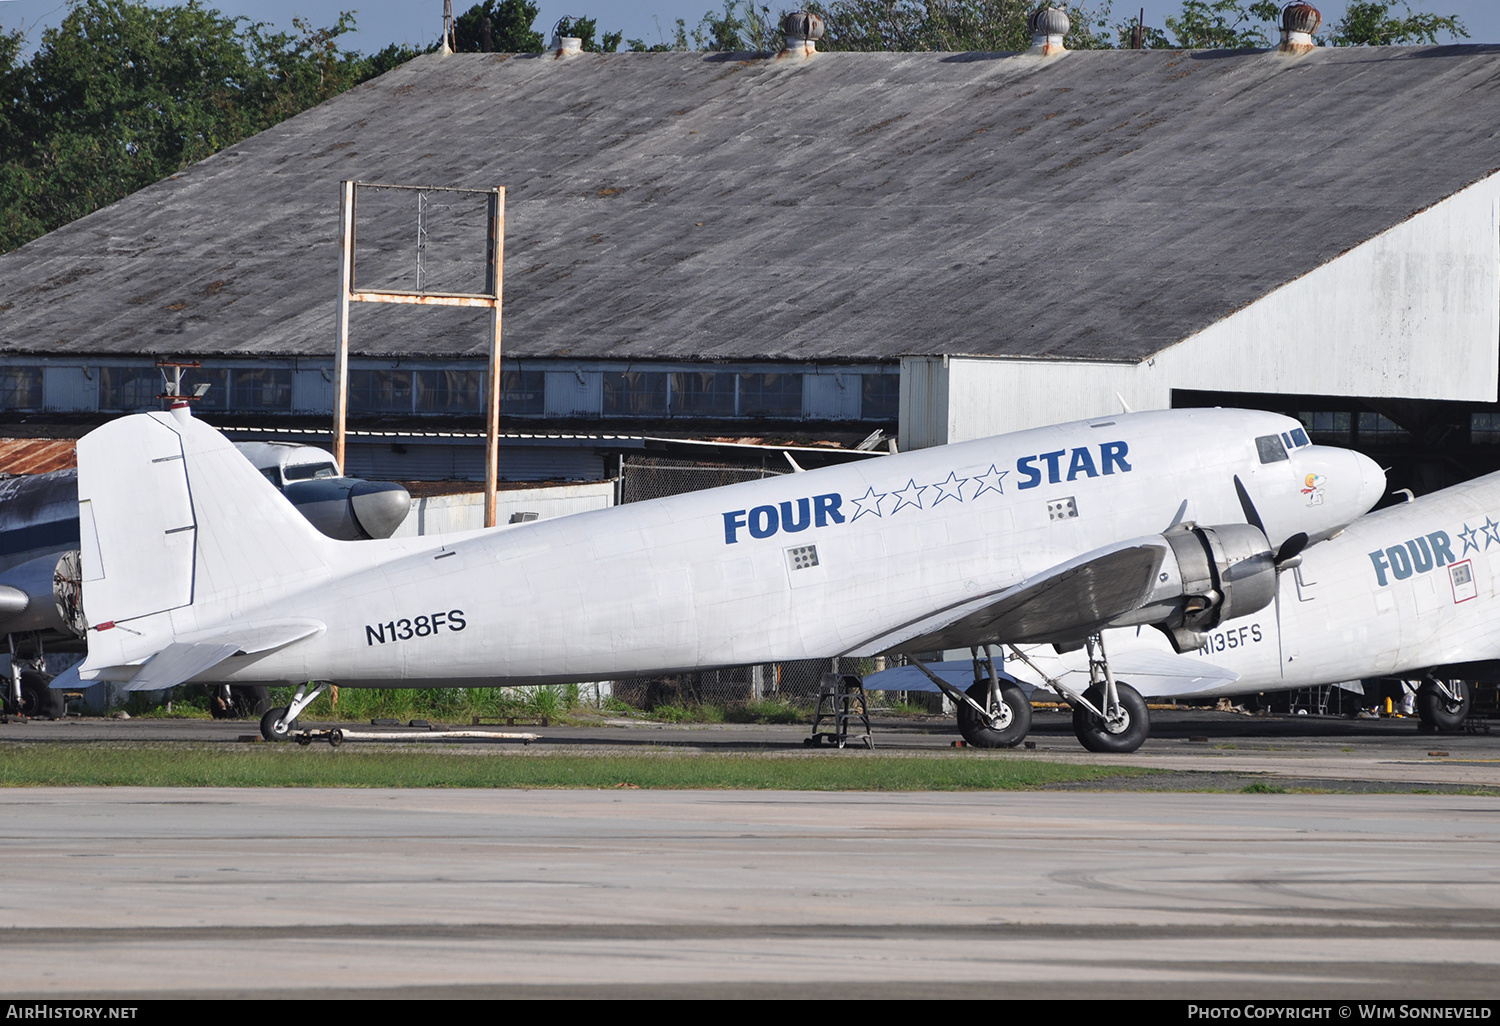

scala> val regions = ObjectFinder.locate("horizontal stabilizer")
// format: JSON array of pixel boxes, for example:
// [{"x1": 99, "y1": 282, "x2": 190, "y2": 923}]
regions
[
  {"x1": 47, "y1": 664, "x2": 84, "y2": 690},
  {"x1": 117, "y1": 619, "x2": 325, "y2": 691},
  {"x1": 861, "y1": 660, "x2": 1027, "y2": 694},
  {"x1": 178, "y1": 619, "x2": 325, "y2": 656},
  {"x1": 123, "y1": 643, "x2": 240, "y2": 692}
]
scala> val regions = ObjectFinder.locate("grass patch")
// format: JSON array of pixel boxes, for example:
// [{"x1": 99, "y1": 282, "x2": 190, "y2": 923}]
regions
[
  {"x1": 1239, "y1": 782, "x2": 1287, "y2": 793},
  {"x1": 723, "y1": 699, "x2": 808, "y2": 725},
  {"x1": 0, "y1": 744, "x2": 1154, "y2": 790},
  {"x1": 270, "y1": 684, "x2": 586, "y2": 724}
]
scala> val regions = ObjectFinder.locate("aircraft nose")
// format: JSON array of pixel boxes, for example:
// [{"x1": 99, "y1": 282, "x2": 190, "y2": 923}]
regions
[
  {"x1": 349, "y1": 481, "x2": 412, "y2": 539},
  {"x1": 1352, "y1": 450, "x2": 1386, "y2": 516}
]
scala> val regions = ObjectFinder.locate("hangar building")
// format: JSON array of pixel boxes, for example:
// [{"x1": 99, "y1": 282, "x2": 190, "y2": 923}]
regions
[{"x1": 2, "y1": 21, "x2": 1499, "y2": 493}]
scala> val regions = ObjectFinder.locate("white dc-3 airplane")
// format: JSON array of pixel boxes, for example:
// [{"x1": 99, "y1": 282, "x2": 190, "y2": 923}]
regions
[
  {"x1": 995, "y1": 465, "x2": 1500, "y2": 737},
  {"x1": 57, "y1": 403, "x2": 1384, "y2": 748}
]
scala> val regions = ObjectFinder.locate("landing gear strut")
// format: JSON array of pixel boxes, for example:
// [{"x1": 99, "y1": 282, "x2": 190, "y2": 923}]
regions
[
  {"x1": 910, "y1": 645, "x2": 1031, "y2": 749},
  {"x1": 5, "y1": 633, "x2": 61, "y2": 720},
  {"x1": 1007, "y1": 633, "x2": 1150, "y2": 754},
  {"x1": 1417, "y1": 679, "x2": 1471, "y2": 733}
]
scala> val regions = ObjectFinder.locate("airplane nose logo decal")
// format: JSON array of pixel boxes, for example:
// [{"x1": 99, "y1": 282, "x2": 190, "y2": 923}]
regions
[{"x1": 1301, "y1": 473, "x2": 1326, "y2": 506}]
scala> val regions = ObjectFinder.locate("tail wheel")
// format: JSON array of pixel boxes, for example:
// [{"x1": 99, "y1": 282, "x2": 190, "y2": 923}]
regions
[
  {"x1": 1072, "y1": 683, "x2": 1149, "y2": 754},
  {"x1": 956, "y1": 680, "x2": 1032, "y2": 748},
  {"x1": 260, "y1": 706, "x2": 295, "y2": 742},
  {"x1": 1417, "y1": 680, "x2": 1471, "y2": 732}
]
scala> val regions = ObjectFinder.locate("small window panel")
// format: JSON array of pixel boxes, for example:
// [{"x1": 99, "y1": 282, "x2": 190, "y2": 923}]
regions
[
  {"x1": 283, "y1": 462, "x2": 339, "y2": 481},
  {"x1": 1289, "y1": 428, "x2": 1310, "y2": 448},
  {"x1": 1472, "y1": 413, "x2": 1500, "y2": 444},
  {"x1": 786, "y1": 545, "x2": 819, "y2": 571}
]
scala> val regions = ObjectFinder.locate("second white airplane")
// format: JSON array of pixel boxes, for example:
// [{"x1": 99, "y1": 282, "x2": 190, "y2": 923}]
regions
[{"x1": 64, "y1": 405, "x2": 1384, "y2": 747}]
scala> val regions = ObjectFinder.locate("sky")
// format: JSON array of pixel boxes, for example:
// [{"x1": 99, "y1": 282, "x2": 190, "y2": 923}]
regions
[{"x1": 0, "y1": 0, "x2": 1492, "y2": 53}]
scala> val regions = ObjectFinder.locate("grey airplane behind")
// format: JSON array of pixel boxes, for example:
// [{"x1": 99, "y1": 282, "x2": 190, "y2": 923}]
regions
[
  {"x1": 64, "y1": 405, "x2": 1383, "y2": 748},
  {"x1": 997, "y1": 464, "x2": 1500, "y2": 737},
  {"x1": 0, "y1": 440, "x2": 410, "y2": 719}
]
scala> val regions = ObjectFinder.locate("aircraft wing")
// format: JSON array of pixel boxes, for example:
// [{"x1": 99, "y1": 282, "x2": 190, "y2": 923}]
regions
[{"x1": 847, "y1": 537, "x2": 1169, "y2": 656}]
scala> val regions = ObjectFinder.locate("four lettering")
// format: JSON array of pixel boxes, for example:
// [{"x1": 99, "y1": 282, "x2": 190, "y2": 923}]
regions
[{"x1": 1368, "y1": 532, "x2": 1456, "y2": 587}]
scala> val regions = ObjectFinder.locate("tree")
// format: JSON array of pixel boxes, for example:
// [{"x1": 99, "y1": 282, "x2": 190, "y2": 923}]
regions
[
  {"x1": 1328, "y1": 2, "x2": 1467, "y2": 46},
  {"x1": 626, "y1": 19, "x2": 692, "y2": 52},
  {"x1": 1164, "y1": 0, "x2": 1279, "y2": 48},
  {"x1": 0, "y1": 0, "x2": 422, "y2": 254},
  {"x1": 555, "y1": 16, "x2": 624, "y2": 53},
  {"x1": 453, "y1": 1, "x2": 544, "y2": 53}
]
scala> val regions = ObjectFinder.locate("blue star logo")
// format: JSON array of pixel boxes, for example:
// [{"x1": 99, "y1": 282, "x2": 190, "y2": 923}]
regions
[
  {"x1": 890, "y1": 479, "x2": 927, "y2": 514},
  {"x1": 1483, "y1": 516, "x2": 1500, "y2": 550},
  {"x1": 929, "y1": 471, "x2": 968, "y2": 506},
  {"x1": 851, "y1": 486, "x2": 885, "y2": 521},
  {"x1": 971, "y1": 464, "x2": 1008, "y2": 499},
  {"x1": 1460, "y1": 523, "x2": 1480, "y2": 555}
]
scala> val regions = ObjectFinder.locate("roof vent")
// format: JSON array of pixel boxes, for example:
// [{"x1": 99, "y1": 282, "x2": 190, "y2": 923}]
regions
[
  {"x1": 1278, "y1": 2, "x2": 1321, "y2": 54},
  {"x1": 549, "y1": 20, "x2": 584, "y2": 58},
  {"x1": 1027, "y1": 5, "x2": 1070, "y2": 56},
  {"x1": 778, "y1": 10, "x2": 824, "y2": 59}
]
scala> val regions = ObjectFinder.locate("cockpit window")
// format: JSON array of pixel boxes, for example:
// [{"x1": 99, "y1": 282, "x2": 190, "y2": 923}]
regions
[
  {"x1": 1289, "y1": 428, "x2": 1310, "y2": 448},
  {"x1": 259, "y1": 467, "x2": 282, "y2": 488},
  {"x1": 1255, "y1": 434, "x2": 1289, "y2": 464},
  {"x1": 283, "y1": 462, "x2": 339, "y2": 481}
]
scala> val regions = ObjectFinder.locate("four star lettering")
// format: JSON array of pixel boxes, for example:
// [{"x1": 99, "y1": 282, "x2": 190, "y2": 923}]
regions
[{"x1": 721, "y1": 442, "x2": 1130, "y2": 545}]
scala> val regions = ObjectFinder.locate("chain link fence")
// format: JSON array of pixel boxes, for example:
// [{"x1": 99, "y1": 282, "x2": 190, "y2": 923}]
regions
[
  {"x1": 610, "y1": 657, "x2": 887, "y2": 710},
  {"x1": 619, "y1": 456, "x2": 788, "y2": 504}
]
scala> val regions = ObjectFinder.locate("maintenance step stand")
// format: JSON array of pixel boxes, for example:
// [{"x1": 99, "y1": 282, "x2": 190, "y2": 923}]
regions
[{"x1": 807, "y1": 673, "x2": 873, "y2": 749}]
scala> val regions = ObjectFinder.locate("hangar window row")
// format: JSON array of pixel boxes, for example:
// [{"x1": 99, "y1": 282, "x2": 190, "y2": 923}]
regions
[
  {"x1": 0, "y1": 363, "x2": 901, "y2": 422},
  {"x1": 1298, "y1": 411, "x2": 1412, "y2": 444}
]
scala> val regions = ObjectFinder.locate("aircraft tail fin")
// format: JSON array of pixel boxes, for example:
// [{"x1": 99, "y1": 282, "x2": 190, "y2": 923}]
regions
[{"x1": 78, "y1": 410, "x2": 347, "y2": 675}]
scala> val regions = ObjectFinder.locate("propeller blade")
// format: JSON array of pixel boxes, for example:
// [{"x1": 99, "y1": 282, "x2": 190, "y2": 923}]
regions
[
  {"x1": 1274, "y1": 532, "x2": 1309, "y2": 569},
  {"x1": 1233, "y1": 475, "x2": 1266, "y2": 536}
]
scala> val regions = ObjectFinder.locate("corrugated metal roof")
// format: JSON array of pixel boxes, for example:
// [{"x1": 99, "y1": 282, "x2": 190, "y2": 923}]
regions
[
  {"x1": 3, "y1": 46, "x2": 1499, "y2": 364},
  {"x1": 0, "y1": 439, "x2": 76, "y2": 475}
]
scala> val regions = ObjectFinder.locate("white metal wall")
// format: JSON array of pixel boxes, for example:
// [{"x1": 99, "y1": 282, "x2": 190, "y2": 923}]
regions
[
  {"x1": 391, "y1": 480, "x2": 615, "y2": 537},
  {"x1": 906, "y1": 172, "x2": 1500, "y2": 447}
]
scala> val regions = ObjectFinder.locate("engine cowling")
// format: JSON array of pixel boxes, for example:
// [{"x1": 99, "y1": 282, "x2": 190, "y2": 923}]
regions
[
  {"x1": 1111, "y1": 523, "x2": 1278, "y2": 653},
  {"x1": 0, "y1": 549, "x2": 86, "y2": 638}
]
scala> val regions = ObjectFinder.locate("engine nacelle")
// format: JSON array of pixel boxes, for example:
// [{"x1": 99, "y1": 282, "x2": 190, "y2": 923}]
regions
[
  {"x1": 0, "y1": 549, "x2": 86, "y2": 638},
  {"x1": 1111, "y1": 523, "x2": 1278, "y2": 653}
]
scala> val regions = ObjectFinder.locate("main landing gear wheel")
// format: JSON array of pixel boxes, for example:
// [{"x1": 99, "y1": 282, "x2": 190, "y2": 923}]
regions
[
  {"x1": 214, "y1": 685, "x2": 272, "y2": 720},
  {"x1": 260, "y1": 706, "x2": 296, "y2": 742},
  {"x1": 18, "y1": 671, "x2": 63, "y2": 720},
  {"x1": 1072, "y1": 683, "x2": 1149, "y2": 754},
  {"x1": 957, "y1": 680, "x2": 1032, "y2": 749},
  {"x1": 1417, "y1": 680, "x2": 1471, "y2": 732}
]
